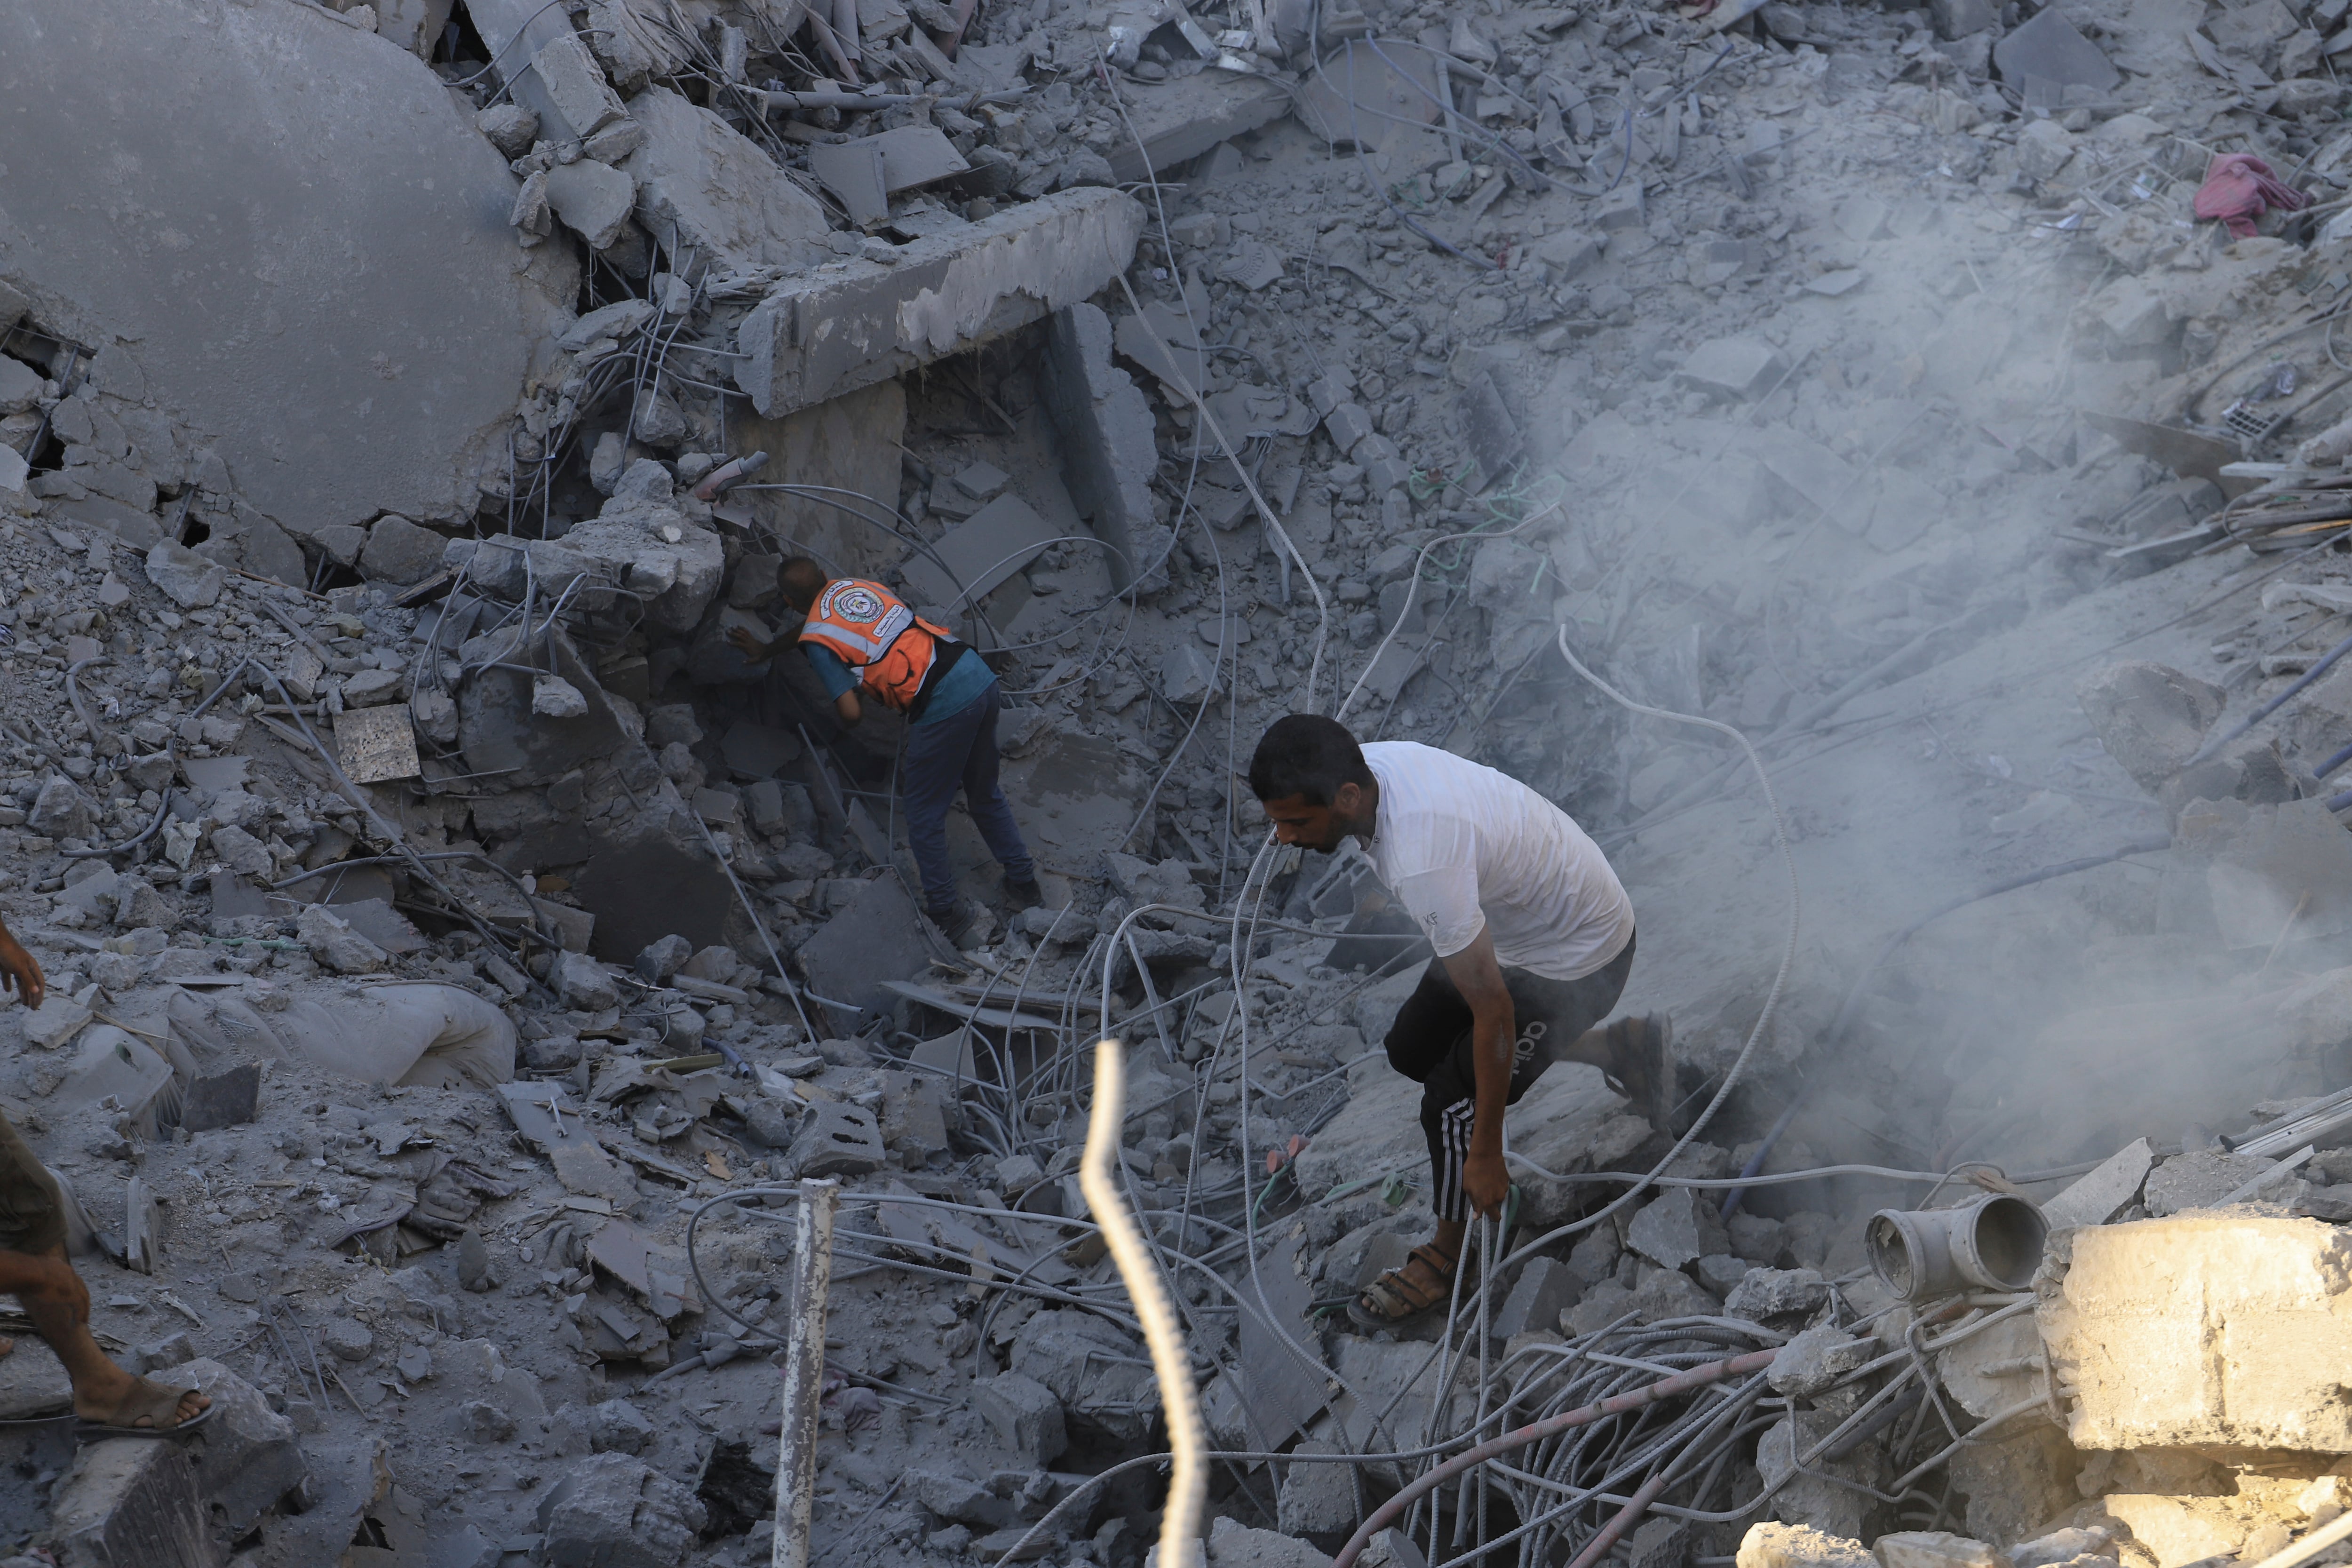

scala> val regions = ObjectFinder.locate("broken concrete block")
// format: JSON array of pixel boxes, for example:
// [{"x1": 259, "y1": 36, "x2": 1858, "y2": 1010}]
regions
[
  {"x1": 636, "y1": 934, "x2": 693, "y2": 981},
  {"x1": 786, "y1": 1101, "x2": 886, "y2": 1177},
  {"x1": 734, "y1": 187, "x2": 1144, "y2": 418},
  {"x1": 534, "y1": 1451, "x2": 707, "y2": 1568},
  {"x1": 554, "y1": 951, "x2": 621, "y2": 1010},
  {"x1": 530, "y1": 31, "x2": 628, "y2": 137},
  {"x1": 1951, "y1": 1429, "x2": 2082, "y2": 1549},
  {"x1": 165, "y1": 1357, "x2": 306, "y2": 1535},
  {"x1": 1767, "y1": 1323, "x2": 1874, "y2": 1398},
  {"x1": 1276, "y1": 1441, "x2": 1356, "y2": 1548},
  {"x1": 1678, "y1": 336, "x2": 1790, "y2": 401},
  {"x1": 1994, "y1": 7, "x2": 2121, "y2": 93},
  {"x1": 1104, "y1": 72, "x2": 1293, "y2": 183},
  {"x1": 795, "y1": 873, "x2": 931, "y2": 1014},
  {"x1": 1876, "y1": 1533, "x2": 2001, "y2": 1568},
  {"x1": 1009, "y1": 1309, "x2": 1159, "y2": 1445},
  {"x1": 143, "y1": 541, "x2": 223, "y2": 609},
  {"x1": 2076, "y1": 662, "x2": 2225, "y2": 792},
  {"x1": 974, "y1": 1372, "x2": 1067, "y2": 1465},
  {"x1": 297, "y1": 903, "x2": 390, "y2": 975},
  {"x1": 1494, "y1": 1256, "x2": 1581, "y2": 1340},
  {"x1": 545, "y1": 158, "x2": 638, "y2": 250},
  {"x1": 181, "y1": 1063, "x2": 261, "y2": 1133},
  {"x1": 560, "y1": 501, "x2": 724, "y2": 633},
  {"x1": 47, "y1": 1434, "x2": 215, "y2": 1568},
  {"x1": 358, "y1": 514, "x2": 446, "y2": 586},
  {"x1": 1739, "y1": 1525, "x2": 1878, "y2": 1568},
  {"x1": 1041, "y1": 302, "x2": 1166, "y2": 595},
  {"x1": 2041, "y1": 1213, "x2": 2352, "y2": 1450},
  {"x1": 1724, "y1": 1266, "x2": 1829, "y2": 1321},
  {"x1": 623, "y1": 84, "x2": 830, "y2": 271},
  {"x1": 2042, "y1": 1138, "x2": 2154, "y2": 1229},
  {"x1": 478, "y1": 102, "x2": 540, "y2": 157},
  {"x1": 1627, "y1": 1187, "x2": 1730, "y2": 1270}
]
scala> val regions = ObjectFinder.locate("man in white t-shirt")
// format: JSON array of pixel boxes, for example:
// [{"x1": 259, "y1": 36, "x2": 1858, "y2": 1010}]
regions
[{"x1": 1248, "y1": 714, "x2": 1672, "y2": 1328}]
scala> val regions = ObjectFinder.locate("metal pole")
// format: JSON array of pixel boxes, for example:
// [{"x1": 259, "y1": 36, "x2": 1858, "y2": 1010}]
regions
[{"x1": 773, "y1": 1178, "x2": 840, "y2": 1568}]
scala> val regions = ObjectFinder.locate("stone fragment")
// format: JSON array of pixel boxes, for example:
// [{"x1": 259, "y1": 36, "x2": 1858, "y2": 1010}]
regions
[
  {"x1": 1994, "y1": 8, "x2": 2120, "y2": 93},
  {"x1": 1627, "y1": 1187, "x2": 1731, "y2": 1271},
  {"x1": 546, "y1": 158, "x2": 638, "y2": 249},
  {"x1": 29, "y1": 774, "x2": 95, "y2": 839},
  {"x1": 554, "y1": 951, "x2": 621, "y2": 1010},
  {"x1": 786, "y1": 1101, "x2": 886, "y2": 1177},
  {"x1": 2076, "y1": 662, "x2": 2224, "y2": 792},
  {"x1": 1010, "y1": 1309, "x2": 1159, "y2": 1445},
  {"x1": 1632, "y1": 1517, "x2": 1692, "y2": 1568},
  {"x1": 1205, "y1": 1512, "x2": 1335, "y2": 1567},
  {"x1": 357, "y1": 514, "x2": 446, "y2": 585},
  {"x1": 1276, "y1": 1441, "x2": 1355, "y2": 1548},
  {"x1": 1757, "y1": 1411, "x2": 1884, "y2": 1539},
  {"x1": 2042, "y1": 1138, "x2": 2154, "y2": 1229},
  {"x1": 974, "y1": 1372, "x2": 1067, "y2": 1465},
  {"x1": 623, "y1": 84, "x2": 830, "y2": 271},
  {"x1": 296, "y1": 904, "x2": 390, "y2": 975},
  {"x1": 458, "y1": 1226, "x2": 495, "y2": 1292},
  {"x1": 1875, "y1": 1533, "x2": 2001, "y2": 1568},
  {"x1": 47, "y1": 1435, "x2": 213, "y2": 1568},
  {"x1": 1494, "y1": 1256, "x2": 1581, "y2": 1341},
  {"x1": 1725, "y1": 1266, "x2": 1830, "y2": 1322},
  {"x1": 589, "y1": 1398, "x2": 656, "y2": 1454},
  {"x1": 1953, "y1": 1428, "x2": 2082, "y2": 1550},
  {"x1": 1104, "y1": 73, "x2": 1292, "y2": 182},
  {"x1": 1738, "y1": 1525, "x2": 1877, "y2": 1568},
  {"x1": 636, "y1": 934, "x2": 693, "y2": 981},
  {"x1": 1678, "y1": 337, "x2": 1790, "y2": 401},
  {"x1": 323, "y1": 1317, "x2": 375, "y2": 1362},
  {"x1": 144, "y1": 541, "x2": 223, "y2": 608},
  {"x1": 1768, "y1": 1323, "x2": 1873, "y2": 1398},
  {"x1": 478, "y1": 102, "x2": 540, "y2": 157},
  {"x1": 533, "y1": 1451, "x2": 707, "y2": 1568},
  {"x1": 1931, "y1": 0, "x2": 1997, "y2": 39}
]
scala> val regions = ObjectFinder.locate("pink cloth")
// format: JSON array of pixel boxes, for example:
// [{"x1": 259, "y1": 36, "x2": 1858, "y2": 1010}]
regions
[{"x1": 2194, "y1": 153, "x2": 2309, "y2": 238}]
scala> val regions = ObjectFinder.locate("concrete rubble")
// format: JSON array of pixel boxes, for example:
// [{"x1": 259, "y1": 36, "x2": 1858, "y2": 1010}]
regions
[{"x1": 15, "y1": 0, "x2": 2352, "y2": 1561}]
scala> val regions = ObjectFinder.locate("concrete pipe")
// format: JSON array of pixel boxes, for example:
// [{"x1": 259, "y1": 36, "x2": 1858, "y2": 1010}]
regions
[{"x1": 1866, "y1": 1194, "x2": 2050, "y2": 1299}]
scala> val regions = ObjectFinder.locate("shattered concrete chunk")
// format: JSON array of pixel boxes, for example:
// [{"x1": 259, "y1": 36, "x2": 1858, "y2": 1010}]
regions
[
  {"x1": 2076, "y1": 662, "x2": 2225, "y2": 792},
  {"x1": 554, "y1": 950, "x2": 621, "y2": 1010},
  {"x1": 1723, "y1": 1266, "x2": 1829, "y2": 1321},
  {"x1": 1740, "y1": 1527, "x2": 1879, "y2": 1568},
  {"x1": 47, "y1": 1433, "x2": 213, "y2": 1568},
  {"x1": 546, "y1": 158, "x2": 639, "y2": 250},
  {"x1": 1626, "y1": 1187, "x2": 1730, "y2": 1270},
  {"x1": 975, "y1": 1372, "x2": 1066, "y2": 1466},
  {"x1": 623, "y1": 84, "x2": 831, "y2": 271},
  {"x1": 533, "y1": 1451, "x2": 707, "y2": 1568},
  {"x1": 1206, "y1": 1515, "x2": 1336, "y2": 1567},
  {"x1": 297, "y1": 903, "x2": 391, "y2": 975},
  {"x1": 1678, "y1": 336, "x2": 1791, "y2": 401},
  {"x1": 143, "y1": 541, "x2": 223, "y2": 609},
  {"x1": 1042, "y1": 302, "x2": 1168, "y2": 594},
  {"x1": 734, "y1": 187, "x2": 1145, "y2": 418},
  {"x1": 1994, "y1": 8, "x2": 2122, "y2": 94},
  {"x1": 1877, "y1": 1533, "x2": 2002, "y2": 1568},
  {"x1": 1766, "y1": 1323, "x2": 1873, "y2": 1397}
]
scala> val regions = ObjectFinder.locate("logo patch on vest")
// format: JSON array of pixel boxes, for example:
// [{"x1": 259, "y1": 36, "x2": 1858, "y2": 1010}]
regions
[{"x1": 830, "y1": 585, "x2": 886, "y2": 622}]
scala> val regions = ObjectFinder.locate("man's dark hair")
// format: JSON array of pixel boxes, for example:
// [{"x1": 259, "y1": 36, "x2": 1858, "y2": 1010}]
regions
[
  {"x1": 1249, "y1": 714, "x2": 1374, "y2": 805},
  {"x1": 777, "y1": 556, "x2": 829, "y2": 607}
]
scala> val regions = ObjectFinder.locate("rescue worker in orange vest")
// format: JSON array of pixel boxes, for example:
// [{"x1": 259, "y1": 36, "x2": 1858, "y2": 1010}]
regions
[{"x1": 730, "y1": 557, "x2": 1041, "y2": 940}]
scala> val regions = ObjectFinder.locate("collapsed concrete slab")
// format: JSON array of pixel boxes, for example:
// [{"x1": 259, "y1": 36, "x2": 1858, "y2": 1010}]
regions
[
  {"x1": 1103, "y1": 72, "x2": 1295, "y2": 182},
  {"x1": 733, "y1": 187, "x2": 1146, "y2": 418},
  {"x1": 2039, "y1": 1213, "x2": 2352, "y2": 1450},
  {"x1": 0, "y1": 0, "x2": 574, "y2": 532},
  {"x1": 1042, "y1": 302, "x2": 1168, "y2": 593}
]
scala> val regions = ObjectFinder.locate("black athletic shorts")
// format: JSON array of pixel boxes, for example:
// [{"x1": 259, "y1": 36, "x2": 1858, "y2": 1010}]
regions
[
  {"x1": 1381, "y1": 930, "x2": 1636, "y2": 1222},
  {"x1": 0, "y1": 1110, "x2": 65, "y2": 1257}
]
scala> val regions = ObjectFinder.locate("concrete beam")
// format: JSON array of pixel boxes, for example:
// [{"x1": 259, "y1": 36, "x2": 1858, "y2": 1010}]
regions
[{"x1": 732, "y1": 187, "x2": 1145, "y2": 419}]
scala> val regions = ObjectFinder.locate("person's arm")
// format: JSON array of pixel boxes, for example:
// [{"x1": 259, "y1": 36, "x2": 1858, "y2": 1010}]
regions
[
  {"x1": 0, "y1": 912, "x2": 44, "y2": 1011},
  {"x1": 801, "y1": 643, "x2": 865, "y2": 727},
  {"x1": 1438, "y1": 926, "x2": 1514, "y2": 1221}
]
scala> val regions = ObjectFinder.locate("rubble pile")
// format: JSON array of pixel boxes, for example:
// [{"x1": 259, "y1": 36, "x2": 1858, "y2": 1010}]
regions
[{"x1": 18, "y1": 0, "x2": 2352, "y2": 1562}]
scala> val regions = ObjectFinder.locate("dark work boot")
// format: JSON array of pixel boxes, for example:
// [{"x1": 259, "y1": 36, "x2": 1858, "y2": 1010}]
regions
[
  {"x1": 1004, "y1": 876, "x2": 1044, "y2": 910},
  {"x1": 927, "y1": 900, "x2": 977, "y2": 944}
]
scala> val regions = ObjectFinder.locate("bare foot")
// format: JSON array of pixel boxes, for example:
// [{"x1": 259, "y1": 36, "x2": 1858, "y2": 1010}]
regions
[{"x1": 75, "y1": 1372, "x2": 209, "y2": 1431}]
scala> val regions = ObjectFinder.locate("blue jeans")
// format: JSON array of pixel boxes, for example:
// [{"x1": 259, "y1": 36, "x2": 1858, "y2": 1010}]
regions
[{"x1": 900, "y1": 679, "x2": 1034, "y2": 914}]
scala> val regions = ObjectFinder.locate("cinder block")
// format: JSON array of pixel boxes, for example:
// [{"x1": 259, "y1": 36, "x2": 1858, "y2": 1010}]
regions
[{"x1": 2040, "y1": 1214, "x2": 2352, "y2": 1450}]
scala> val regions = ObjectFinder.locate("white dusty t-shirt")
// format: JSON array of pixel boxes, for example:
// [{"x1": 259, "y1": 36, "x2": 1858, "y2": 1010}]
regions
[{"x1": 1362, "y1": 741, "x2": 1634, "y2": 981}]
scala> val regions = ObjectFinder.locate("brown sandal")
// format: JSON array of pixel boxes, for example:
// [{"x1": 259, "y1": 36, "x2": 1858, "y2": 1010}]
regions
[{"x1": 1349, "y1": 1242, "x2": 1461, "y2": 1328}]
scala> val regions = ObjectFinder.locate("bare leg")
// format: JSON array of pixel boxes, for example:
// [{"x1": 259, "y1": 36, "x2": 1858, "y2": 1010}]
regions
[{"x1": 0, "y1": 1243, "x2": 208, "y2": 1427}]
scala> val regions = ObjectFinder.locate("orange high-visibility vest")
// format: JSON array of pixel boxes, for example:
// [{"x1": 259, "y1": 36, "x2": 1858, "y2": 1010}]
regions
[{"x1": 796, "y1": 579, "x2": 961, "y2": 713}]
